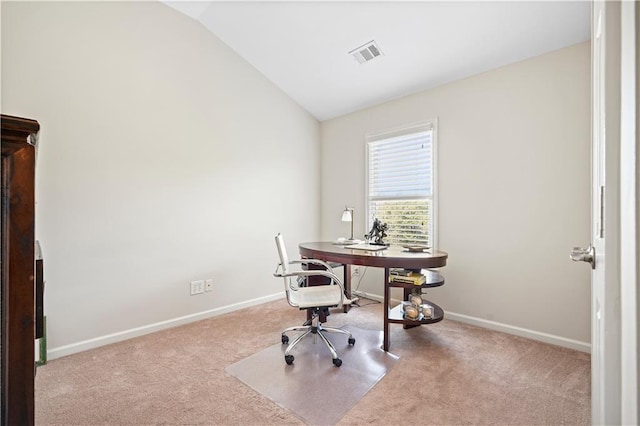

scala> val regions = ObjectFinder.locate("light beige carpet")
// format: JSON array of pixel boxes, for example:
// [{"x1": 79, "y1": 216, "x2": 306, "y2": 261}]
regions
[
  {"x1": 35, "y1": 298, "x2": 590, "y2": 425},
  {"x1": 226, "y1": 325, "x2": 398, "y2": 425}
]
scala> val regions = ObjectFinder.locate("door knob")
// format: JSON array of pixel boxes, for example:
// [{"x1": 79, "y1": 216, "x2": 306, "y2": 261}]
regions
[{"x1": 570, "y1": 245, "x2": 595, "y2": 269}]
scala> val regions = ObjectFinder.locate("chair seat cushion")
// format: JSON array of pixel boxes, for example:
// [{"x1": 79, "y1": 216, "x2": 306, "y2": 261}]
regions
[{"x1": 289, "y1": 285, "x2": 342, "y2": 309}]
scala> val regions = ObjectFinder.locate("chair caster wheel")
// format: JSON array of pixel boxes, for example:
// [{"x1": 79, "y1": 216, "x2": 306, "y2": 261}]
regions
[
  {"x1": 285, "y1": 354, "x2": 294, "y2": 365},
  {"x1": 282, "y1": 335, "x2": 289, "y2": 344},
  {"x1": 332, "y1": 358, "x2": 342, "y2": 367},
  {"x1": 348, "y1": 337, "x2": 355, "y2": 345}
]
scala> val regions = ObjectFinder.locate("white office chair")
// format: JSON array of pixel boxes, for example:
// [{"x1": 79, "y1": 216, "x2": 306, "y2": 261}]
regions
[{"x1": 273, "y1": 233, "x2": 355, "y2": 367}]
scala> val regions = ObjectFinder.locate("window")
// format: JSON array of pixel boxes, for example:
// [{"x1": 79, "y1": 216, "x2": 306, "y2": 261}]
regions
[{"x1": 366, "y1": 121, "x2": 437, "y2": 247}]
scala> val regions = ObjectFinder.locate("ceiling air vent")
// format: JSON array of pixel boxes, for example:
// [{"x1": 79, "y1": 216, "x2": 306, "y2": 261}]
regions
[{"x1": 349, "y1": 40, "x2": 383, "y2": 64}]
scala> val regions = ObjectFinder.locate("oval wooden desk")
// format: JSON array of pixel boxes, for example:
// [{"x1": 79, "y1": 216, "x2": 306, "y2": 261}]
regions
[{"x1": 299, "y1": 242, "x2": 448, "y2": 351}]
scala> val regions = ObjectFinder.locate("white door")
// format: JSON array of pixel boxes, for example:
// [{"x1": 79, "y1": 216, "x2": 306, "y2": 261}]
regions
[
  {"x1": 576, "y1": 3, "x2": 639, "y2": 424},
  {"x1": 619, "y1": 2, "x2": 639, "y2": 424},
  {"x1": 571, "y1": 1, "x2": 622, "y2": 424}
]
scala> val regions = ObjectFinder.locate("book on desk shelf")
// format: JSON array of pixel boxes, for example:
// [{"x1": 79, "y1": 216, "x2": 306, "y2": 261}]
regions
[{"x1": 389, "y1": 269, "x2": 426, "y2": 285}]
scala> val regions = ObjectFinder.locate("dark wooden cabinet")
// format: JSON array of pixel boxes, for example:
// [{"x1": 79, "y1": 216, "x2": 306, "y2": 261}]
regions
[{"x1": 1, "y1": 114, "x2": 40, "y2": 426}]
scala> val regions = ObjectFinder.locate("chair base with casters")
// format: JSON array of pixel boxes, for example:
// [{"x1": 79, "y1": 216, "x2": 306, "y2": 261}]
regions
[{"x1": 281, "y1": 307, "x2": 355, "y2": 367}]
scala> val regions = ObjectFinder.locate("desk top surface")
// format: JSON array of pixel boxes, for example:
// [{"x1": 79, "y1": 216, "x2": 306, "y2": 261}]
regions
[{"x1": 298, "y1": 241, "x2": 448, "y2": 269}]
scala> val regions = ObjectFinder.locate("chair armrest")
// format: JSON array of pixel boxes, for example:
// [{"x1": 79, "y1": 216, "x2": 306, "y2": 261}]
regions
[{"x1": 274, "y1": 267, "x2": 345, "y2": 308}]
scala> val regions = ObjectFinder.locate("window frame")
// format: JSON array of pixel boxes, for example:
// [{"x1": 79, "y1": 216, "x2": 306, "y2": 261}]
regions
[{"x1": 365, "y1": 119, "x2": 438, "y2": 249}]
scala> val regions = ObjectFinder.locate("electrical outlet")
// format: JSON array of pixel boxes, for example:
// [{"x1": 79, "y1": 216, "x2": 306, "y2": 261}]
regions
[
  {"x1": 205, "y1": 279, "x2": 213, "y2": 292},
  {"x1": 353, "y1": 266, "x2": 361, "y2": 276},
  {"x1": 190, "y1": 280, "x2": 205, "y2": 295}
]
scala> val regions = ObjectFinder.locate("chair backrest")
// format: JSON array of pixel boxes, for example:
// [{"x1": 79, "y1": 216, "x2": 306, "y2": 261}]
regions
[
  {"x1": 274, "y1": 233, "x2": 344, "y2": 310},
  {"x1": 275, "y1": 233, "x2": 290, "y2": 274}
]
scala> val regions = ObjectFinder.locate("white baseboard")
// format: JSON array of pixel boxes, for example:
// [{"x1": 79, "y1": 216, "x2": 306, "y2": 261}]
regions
[
  {"x1": 49, "y1": 290, "x2": 591, "y2": 360},
  {"x1": 47, "y1": 292, "x2": 285, "y2": 360},
  {"x1": 353, "y1": 289, "x2": 384, "y2": 303},
  {"x1": 352, "y1": 290, "x2": 591, "y2": 353},
  {"x1": 445, "y1": 312, "x2": 591, "y2": 353}
]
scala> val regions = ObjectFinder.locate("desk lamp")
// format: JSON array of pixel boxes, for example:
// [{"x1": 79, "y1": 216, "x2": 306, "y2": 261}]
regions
[{"x1": 341, "y1": 206, "x2": 355, "y2": 241}]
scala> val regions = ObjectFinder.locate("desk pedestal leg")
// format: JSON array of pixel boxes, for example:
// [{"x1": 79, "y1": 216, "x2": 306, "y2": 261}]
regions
[
  {"x1": 383, "y1": 267, "x2": 390, "y2": 351},
  {"x1": 344, "y1": 264, "x2": 351, "y2": 313}
]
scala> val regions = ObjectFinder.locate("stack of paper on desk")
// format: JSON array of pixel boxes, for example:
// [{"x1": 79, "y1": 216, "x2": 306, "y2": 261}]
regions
[{"x1": 344, "y1": 243, "x2": 387, "y2": 251}]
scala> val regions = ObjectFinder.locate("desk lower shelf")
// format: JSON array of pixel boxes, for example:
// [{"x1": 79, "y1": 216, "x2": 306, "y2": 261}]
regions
[
  {"x1": 388, "y1": 300, "x2": 444, "y2": 325},
  {"x1": 383, "y1": 270, "x2": 445, "y2": 350}
]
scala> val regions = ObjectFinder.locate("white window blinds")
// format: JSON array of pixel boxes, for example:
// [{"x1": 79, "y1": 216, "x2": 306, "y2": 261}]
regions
[{"x1": 367, "y1": 123, "x2": 435, "y2": 246}]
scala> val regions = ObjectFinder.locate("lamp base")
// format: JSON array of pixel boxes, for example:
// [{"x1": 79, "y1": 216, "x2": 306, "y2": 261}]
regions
[
  {"x1": 332, "y1": 238, "x2": 363, "y2": 245},
  {"x1": 345, "y1": 238, "x2": 364, "y2": 244}
]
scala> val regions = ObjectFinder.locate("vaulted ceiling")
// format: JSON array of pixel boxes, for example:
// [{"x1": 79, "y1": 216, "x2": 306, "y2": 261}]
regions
[{"x1": 164, "y1": 1, "x2": 591, "y2": 121}]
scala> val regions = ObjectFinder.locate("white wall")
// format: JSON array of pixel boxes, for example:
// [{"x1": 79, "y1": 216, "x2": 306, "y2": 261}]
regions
[
  {"x1": 0, "y1": 2, "x2": 591, "y2": 355},
  {"x1": 1, "y1": 2, "x2": 320, "y2": 355},
  {"x1": 320, "y1": 43, "x2": 592, "y2": 348}
]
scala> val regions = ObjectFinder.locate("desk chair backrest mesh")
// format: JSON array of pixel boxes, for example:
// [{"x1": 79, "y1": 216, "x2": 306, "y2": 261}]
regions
[
  {"x1": 275, "y1": 233, "x2": 291, "y2": 275},
  {"x1": 273, "y1": 233, "x2": 355, "y2": 367}
]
